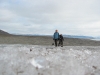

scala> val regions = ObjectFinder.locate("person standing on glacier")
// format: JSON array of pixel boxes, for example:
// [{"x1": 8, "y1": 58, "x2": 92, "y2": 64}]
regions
[
  {"x1": 53, "y1": 30, "x2": 59, "y2": 47},
  {"x1": 58, "y1": 34, "x2": 64, "y2": 47}
]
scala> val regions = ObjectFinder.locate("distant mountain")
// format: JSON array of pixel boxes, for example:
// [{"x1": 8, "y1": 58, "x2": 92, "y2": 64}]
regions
[
  {"x1": 0, "y1": 30, "x2": 10, "y2": 35},
  {"x1": 14, "y1": 34, "x2": 52, "y2": 37},
  {"x1": 15, "y1": 34, "x2": 94, "y2": 39},
  {"x1": 63, "y1": 35, "x2": 94, "y2": 39}
]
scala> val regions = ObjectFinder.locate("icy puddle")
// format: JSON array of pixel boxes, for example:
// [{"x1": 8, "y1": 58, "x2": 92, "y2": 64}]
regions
[{"x1": 0, "y1": 44, "x2": 100, "y2": 75}]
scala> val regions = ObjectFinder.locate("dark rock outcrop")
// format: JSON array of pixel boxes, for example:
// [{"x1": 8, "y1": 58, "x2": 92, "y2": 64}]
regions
[{"x1": 0, "y1": 30, "x2": 10, "y2": 35}]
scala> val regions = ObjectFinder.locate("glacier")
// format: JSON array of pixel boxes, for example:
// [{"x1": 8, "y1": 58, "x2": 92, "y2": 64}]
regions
[{"x1": 0, "y1": 44, "x2": 100, "y2": 75}]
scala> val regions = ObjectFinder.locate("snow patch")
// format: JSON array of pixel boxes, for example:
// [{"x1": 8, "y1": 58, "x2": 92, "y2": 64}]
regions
[{"x1": 30, "y1": 58, "x2": 43, "y2": 68}]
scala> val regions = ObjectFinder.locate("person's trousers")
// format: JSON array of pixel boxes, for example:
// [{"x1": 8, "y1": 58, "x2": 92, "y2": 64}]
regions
[
  {"x1": 59, "y1": 40, "x2": 63, "y2": 46},
  {"x1": 54, "y1": 39, "x2": 58, "y2": 47}
]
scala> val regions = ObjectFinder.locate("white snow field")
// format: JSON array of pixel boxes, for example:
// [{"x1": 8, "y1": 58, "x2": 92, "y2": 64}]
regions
[{"x1": 0, "y1": 44, "x2": 100, "y2": 75}]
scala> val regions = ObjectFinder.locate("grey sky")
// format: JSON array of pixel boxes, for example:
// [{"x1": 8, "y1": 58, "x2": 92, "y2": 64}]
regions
[{"x1": 0, "y1": 0, "x2": 100, "y2": 36}]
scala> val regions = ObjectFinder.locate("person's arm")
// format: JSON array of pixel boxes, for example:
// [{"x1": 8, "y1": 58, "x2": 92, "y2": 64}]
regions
[{"x1": 58, "y1": 33, "x2": 60, "y2": 39}]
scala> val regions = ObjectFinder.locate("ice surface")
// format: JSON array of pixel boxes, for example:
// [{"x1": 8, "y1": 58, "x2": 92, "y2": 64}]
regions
[{"x1": 0, "y1": 44, "x2": 100, "y2": 75}]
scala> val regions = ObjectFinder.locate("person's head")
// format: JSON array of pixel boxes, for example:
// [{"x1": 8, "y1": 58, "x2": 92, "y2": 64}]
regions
[
  {"x1": 60, "y1": 34, "x2": 62, "y2": 35},
  {"x1": 55, "y1": 30, "x2": 58, "y2": 32}
]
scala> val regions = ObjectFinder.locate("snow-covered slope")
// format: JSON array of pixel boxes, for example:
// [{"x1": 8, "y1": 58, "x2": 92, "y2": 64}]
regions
[
  {"x1": 0, "y1": 30, "x2": 10, "y2": 35},
  {"x1": 0, "y1": 45, "x2": 100, "y2": 75}
]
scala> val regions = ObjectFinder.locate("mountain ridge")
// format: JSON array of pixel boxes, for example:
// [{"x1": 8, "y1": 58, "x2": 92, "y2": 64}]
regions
[
  {"x1": 14, "y1": 34, "x2": 94, "y2": 39},
  {"x1": 0, "y1": 30, "x2": 96, "y2": 39},
  {"x1": 0, "y1": 29, "x2": 10, "y2": 35}
]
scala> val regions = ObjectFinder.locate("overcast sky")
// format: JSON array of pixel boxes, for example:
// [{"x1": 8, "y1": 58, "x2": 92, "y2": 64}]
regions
[{"x1": 0, "y1": 0, "x2": 100, "y2": 36}]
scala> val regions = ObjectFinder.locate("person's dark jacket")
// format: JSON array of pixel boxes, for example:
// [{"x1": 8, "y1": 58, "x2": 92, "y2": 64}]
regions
[{"x1": 59, "y1": 35, "x2": 64, "y2": 41}]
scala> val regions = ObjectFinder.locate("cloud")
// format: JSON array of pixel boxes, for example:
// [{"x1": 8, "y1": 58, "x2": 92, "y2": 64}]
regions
[
  {"x1": 0, "y1": 0, "x2": 100, "y2": 36},
  {"x1": 0, "y1": 8, "x2": 17, "y2": 22}
]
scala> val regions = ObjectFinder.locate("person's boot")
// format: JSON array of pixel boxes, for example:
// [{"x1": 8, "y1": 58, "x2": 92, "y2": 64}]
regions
[
  {"x1": 61, "y1": 44, "x2": 63, "y2": 47},
  {"x1": 61, "y1": 46, "x2": 63, "y2": 47}
]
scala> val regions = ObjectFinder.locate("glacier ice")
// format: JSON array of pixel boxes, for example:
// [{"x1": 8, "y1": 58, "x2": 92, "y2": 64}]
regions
[{"x1": 0, "y1": 44, "x2": 100, "y2": 75}]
